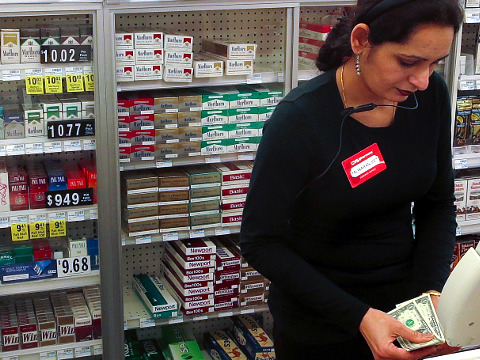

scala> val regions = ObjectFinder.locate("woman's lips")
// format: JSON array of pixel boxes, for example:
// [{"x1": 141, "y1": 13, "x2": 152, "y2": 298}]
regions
[{"x1": 397, "y1": 89, "x2": 413, "y2": 97}]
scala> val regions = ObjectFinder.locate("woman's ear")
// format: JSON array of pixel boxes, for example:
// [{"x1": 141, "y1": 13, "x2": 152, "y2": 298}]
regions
[{"x1": 351, "y1": 23, "x2": 371, "y2": 56}]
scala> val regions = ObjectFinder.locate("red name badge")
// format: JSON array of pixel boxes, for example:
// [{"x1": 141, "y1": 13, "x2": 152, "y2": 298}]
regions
[{"x1": 341, "y1": 143, "x2": 387, "y2": 188}]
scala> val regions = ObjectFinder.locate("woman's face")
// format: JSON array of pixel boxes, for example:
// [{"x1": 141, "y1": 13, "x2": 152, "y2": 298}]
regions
[{"x1": 360, "y1": 24, "x2": 454, "y2": 103}]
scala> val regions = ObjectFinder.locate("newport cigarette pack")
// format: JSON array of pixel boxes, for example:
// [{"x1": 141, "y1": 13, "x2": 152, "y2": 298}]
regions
[
  {"x1": 136, "y1": 48, "x2": 163, "y2": 64},
  {"x1": 215, "y1": 241, "x2": 241, "y2": 271},
  {"x1": 228, "y1": 108, "x2": 259, "y2": 124},
  {"x1": 231, "y1": 315, "x2": 275, "y2": 360},
  {"x1": 163, "y1": 260, "x2": 213, "y2": 289},
  {"x1": 202, "y1": 39, "x2": 256, "y2": 59},
  {"x1": 193, "y1": 53, "x2": 224, "y2": 78},
  {"x1": 134, "y1": 30, "x2": 163, "y2": 48},
  {"x1": 133, "y1": 274, "x2": 178, "y2": 317},
  {"x1": 169, "y1": 241, "x2": 216, "y2": 262},
  {"x1": 163, "y1": 259, "x2": 214, "y2": 284},
  {"x1": 164, "y1": 268, "x2": 214, "y2": 297},
  {"x1": 165, "y1": 245, "x2": 216, "y2": 271},
  {"x1": 204, "y1": 330, "x2": 248, "y2": 360}
]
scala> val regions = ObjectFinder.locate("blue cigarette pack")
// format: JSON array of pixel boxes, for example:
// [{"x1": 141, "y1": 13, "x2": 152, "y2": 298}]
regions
[
  {"x1": 231, "y1": 315, "x2": 275, "y2": 360},
  {"x1": 0, "y1": 260, "x2": 57, "y2": 283}
]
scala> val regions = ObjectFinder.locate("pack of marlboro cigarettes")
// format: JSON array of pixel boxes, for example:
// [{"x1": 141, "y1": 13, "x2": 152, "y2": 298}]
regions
[
  {"x1": 298, "y1": 21, "x2": 332, "y2": 70},
  {"x1": 66, "y1": 292, "x2": 92, "y2": 342},
  {"x1": 15, "y1": 298, "x2": 38, "y2": 349},
  {"x1": 163, "y1": 239, "x2": 216, "y2": 315},
  {"x1": 0, "y1": 301, "x2": 19, "y2": 352},
  {"x1": 33, "y1": 297, "x2": 57, "y2": 346},
  {"x1": 50, "y1": 292, "x2": 75, "y2": 343}
]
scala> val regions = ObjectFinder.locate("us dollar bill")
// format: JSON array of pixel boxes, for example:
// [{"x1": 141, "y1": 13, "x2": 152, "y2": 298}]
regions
[
  {"x1": 414, "y1": 294, "x2": 445, "y2": 343},
  {"x1": 388, "y1": 302, "x2": 443, "y2": 351}
]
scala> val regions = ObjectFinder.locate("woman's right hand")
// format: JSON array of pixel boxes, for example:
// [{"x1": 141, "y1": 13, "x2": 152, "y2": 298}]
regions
[{"x1": 359, "y1": 308, "x2": 438, "y2": 360}]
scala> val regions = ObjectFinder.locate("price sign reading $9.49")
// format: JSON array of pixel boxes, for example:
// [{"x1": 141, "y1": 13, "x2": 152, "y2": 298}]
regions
[{"x1": 46, "y1": 189, "x2": 94, "y2": 208}]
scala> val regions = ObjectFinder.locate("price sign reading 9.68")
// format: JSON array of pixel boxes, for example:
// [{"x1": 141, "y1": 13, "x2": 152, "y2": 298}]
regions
[{"x1": 56, "y1": 256, "x2": 91, "y2": 278}]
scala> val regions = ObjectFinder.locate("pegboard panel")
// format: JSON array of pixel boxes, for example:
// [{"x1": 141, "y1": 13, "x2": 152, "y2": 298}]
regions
[
  {"x1": 122, "y1": 242, "x2": 164, "y2": 285},
  {"x1": 300, "y1": 6, "x2": 345, "y2": 23},
  {"x1": 115, "y1": 9, "x2": 287, "y2": 70},
  {"x1": 461, "y1": 23, "x2": 479, "y2": 55}
]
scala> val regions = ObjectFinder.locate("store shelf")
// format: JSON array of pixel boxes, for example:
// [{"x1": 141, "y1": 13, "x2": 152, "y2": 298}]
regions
[
  {"x1": 458, "y1": 75, "x2": 480, "y2": 91},
  {"x1": 117, "y1": 69, "x2": 284, "y2": 92},
  {"x1": 0, "y1": 137, "x2": 95, "y2": 156},
  {"x1": 0, "y1": 339, "x2": 102, "y2": 360},
  {"x1": 122, "y1": 226, "x2": 240, "y2": 246},
  {"x1": 0, "y1": 62, "x2": 93, "y2": 82},
  {"x1": 465, "y1": 8, "x2": 480, "y2": 24},
  {"x1": 298, "y1": 69, "x2": 321, "y2": 81},
  {"x1": 457, "y1": 219, "x2": 480, "y2": 237},
  {"x1": 453, "y1": 153, "x2": 480, "y2": 170},
  {"x1": 0, "y1": 270, "x2": 100, "y2": 297},
  {"x1": 123, "y1": 286, "x2": 268, "y2": 330},
  {"x1": 120, "y1": 152, "x2": 255, "y2": 171}
]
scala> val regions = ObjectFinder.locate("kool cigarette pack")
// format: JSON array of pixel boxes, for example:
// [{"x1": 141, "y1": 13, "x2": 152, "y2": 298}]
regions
[
  {"x1": 202, "y1": 39, "x2": 256, "y2": 59},
  {"x1": 204, "y1": 330, "x2": 248, "y2": 360},
  {"x1": 133, "y1": 274, "x2": 178, "y2": 318},
  {"x1": 231, "y1": 315, "x2": 275, "y2": 360},
  {"x1": 160, "y1": 326, "x2": 203, "y2": 360}
]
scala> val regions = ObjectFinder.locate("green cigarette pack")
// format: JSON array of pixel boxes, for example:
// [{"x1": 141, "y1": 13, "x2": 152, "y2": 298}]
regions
[{"x1": 160, "y1": 326, "x2": 204, "y2": 360}]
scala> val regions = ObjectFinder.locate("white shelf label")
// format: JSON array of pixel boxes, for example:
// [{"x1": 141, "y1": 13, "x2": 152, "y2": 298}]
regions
[
  {"x1": 49, "y1": 212, "x2": 66, "y2": 222},
  {"x1": 2, "y1": 69, "x2": 21, "y2": 81},
  {"x1": 10, "y1": 215, "x2": 28, "y2": 225},
  {"x1": 44, "y1": 141, "x2": 62, "y2": 153},
  {"x1": 168, "y1": 314, "x2": 184, "y2": 324},
  {"x1": 190, "y1": 107, "x2": 202, "y2": 112},
  {"x1": 93, "y1": 343, "x2": 103, "y2": 355},
  {"x1": 238, "y1": 153, "x2": 254, "y2": 161},
  {"x1": 241, "y1": 308, "x2": 255, "y2": 314},
  {"x1": 205, "y1": 156, "x2": 221, "y2": 164},
  {"x1": 40, "y1": 351, "x2": 57, "y2": 360},
  {"x1": 247, "y1": 73, "x2": 263, "y2": 84},
  {"x1": 66, "y1": 66, "x2": 83, "y2": 76},
  {"x1": 157, "y1": 160, "x2": 173, "y2": 168},
  {"x1": 189, "y1": 230, "x2": 205, "y2": 239},
  {"x1": 56, "y1": 256, "x2": 91, "y2": 278},
  {"x1": 68, "y1": 210, "x2": 85, "y2": 222},
  {"x1": 455, "y1": 159, "x2": 469, "y2": 169},
  {"x1": 0, "y1": 145, "x2": 6, "y2": 157},
  {"x1": 2, "y1": 356, "x2": 19, "y2": 360},
  {"x1": 83, "y1": 139, "x2": 96, "y2": 151},
  {"x1": 124, "y1": 321, "x2": 128, "y2": 330},
  {"x1": 25, "y1": 68, "x2": 43, "y2": 77},
  {"x1": 0, "y1": 217, "x2": 9, "y2": 229},
  {"x1": 456, "y1": 225, "x2": 462, "y2": 237},
  {"x1": 140, "y1": 318, "x2": 156, "y2": 328},
  {"x1": 6, "y1": 144, "x2": 25, "y2": 156},
  {"x1": 57, "y1": 348, "x2": 74, "y2": 359},
  {"x1": 74, "y1": 345, "x2": 92, "y2": 357},
  {"x1": 25, "y1": 142, "x2": 44, "y2": 154},
  {"x1": 29, "y1": 214, "x2": 47, "y2": 223},
  {"x1": 466, "y1": 11, "x2": 480, "y2": 23},
  {"x1": 141, "y1": 110, "x2": 155, "y2": 115},
  {"x1": 90, "y1": 209, "x2": 98, "y2": 220},
  {"x1": 215, "y1": 228, "x2": 231, "y2": 236},
  {"x1": 63, "y1": 140, "x2": 82, "y2": 152},
  {"x1": 218, "y1": 311, "x2": 234, "y2": 317},
  {"x1": 136, "y1": 235, "x2": 152, "y2": 244},
  {"x1": 193, "y1": 315, "x2": 208, "y2": 321},
  {"x1": 83, "y1": 66, "x2": 93, "y2": 74},
  {"x1": 163, "y1": 232, "x2": 179, "y2": 242}
]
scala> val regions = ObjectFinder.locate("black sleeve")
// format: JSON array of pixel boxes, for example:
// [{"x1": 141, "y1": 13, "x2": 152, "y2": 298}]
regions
[
  {"x1": 413, "y1": 79, "x2": 456, "y2": 294},
  {"x1": 240, "y1": 101, "x2": 370, "y2": 336}
]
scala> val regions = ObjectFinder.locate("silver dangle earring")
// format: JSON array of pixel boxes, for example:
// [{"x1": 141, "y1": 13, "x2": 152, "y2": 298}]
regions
[{"x1": 356, "y1": 55, "x2": 361, "y2": 77}]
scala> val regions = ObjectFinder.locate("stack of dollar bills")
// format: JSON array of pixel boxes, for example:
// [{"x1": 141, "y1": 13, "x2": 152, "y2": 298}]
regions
[{"x1": 388, "y1": 293, "x2": 445, "y2": 351}]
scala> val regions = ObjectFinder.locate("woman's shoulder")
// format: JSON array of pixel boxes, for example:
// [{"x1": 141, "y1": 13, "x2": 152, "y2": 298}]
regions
[{"x1": 282, "y1": 70, "x2": 337, "y2": 105}]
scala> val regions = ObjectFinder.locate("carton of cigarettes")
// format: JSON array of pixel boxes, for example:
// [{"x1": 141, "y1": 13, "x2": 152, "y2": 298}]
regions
[
  {"x1": 163, "y1": 66, "x2": 193, "y2": 82},
  {"x1": 194, "y1": 53, "x2": 224, "y2": 78},
  {"x1": 135, "y1": 64, "x2": 163, "y2": 81},
  {"x1": 164, "y1": 33, "x2": 193, "y2": 52},
  {"x1": 202, "y1": 39, "x2": 256, "y2": 59},
  {"x1": 136, "y1": 48, "x2": 163, "y2": 65},
  {"x1": 134, "y1": 30, "x2": 163, "y2": 48},
  {"x1": 115, "y1": 31, "x2": 134, "y2": 49}
]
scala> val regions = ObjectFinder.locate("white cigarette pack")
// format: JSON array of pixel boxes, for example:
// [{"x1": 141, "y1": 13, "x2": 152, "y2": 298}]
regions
[
  {"x1": 455, "y1": 179, "x2": 467, "y2": 222},
  {"x1": 134, "y1": 30, "x2": 163, "y2": 48},
  {"x1": 202, "y1": 39, "x2": 256, "y2": 59},
  {"x1": 163, "y1": 66, "x2": 193, "y2": 82},
  {"x1": 194, "y1": 53, "x2": 224, "y2": 78},
  {"x1": 164, "y1": 50, "x2": 193, "y2": 66},
  {"x1": 134, "y1": 64, "x2": 163, "y2": 81},
  {"x1": 116, "y1": 49, "x2": 135, "y2": 64},
  {"x1": 164, "y1": 33, "x2": 193, "y2": 51},
  {"x1": 135, "y1": 48, "x2": 163, "y2": 64},
  {"x1": 115, "y1": 32, "x2": 134, "y2": 49},
  {"x1": 1, "y1": 29, "x2": 20, "y2": 64},
  {"x1": 116, "y1": 65, "x2": 135, "y2": 82}
]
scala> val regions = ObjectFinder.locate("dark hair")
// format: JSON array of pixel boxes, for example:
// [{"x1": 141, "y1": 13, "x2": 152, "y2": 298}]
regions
[{"x1": 316, "y1": 0, "x2": 463, "y2": 71}]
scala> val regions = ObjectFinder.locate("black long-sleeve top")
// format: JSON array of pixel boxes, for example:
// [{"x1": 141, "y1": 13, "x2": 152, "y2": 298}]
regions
[{"x1": 240, "y1": 69, "x2": 456, "y2": 344}]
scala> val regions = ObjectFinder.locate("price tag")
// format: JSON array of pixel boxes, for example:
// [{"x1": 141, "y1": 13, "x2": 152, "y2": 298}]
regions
[
  {"x1": 65, "y1": 67, "x2": 84, "y2": 92},
  {"x1": 10, "y1": 216, "x2": 29, "y2": 242},
  {"x1": 456, "y1": 225, "x2": 462, "y2": 237},
  {"x1": 0, "y1": 145, "x2": 6, "y2": 157},
  {"x1": 25, "y1": 69, "x2": 44, "y2": 94},
  {"x1": 56, "y1": 256, "x2": 91, "y2": 278},
  {"x1": 140, "y1": 318, "x2": 156, "y2": 328},
  {"x1": 93, "y1": 344, "x2": 103, "y2": 355},
  {"x1": 163, "y1": 232, "x2": 179, "y2": 242},
  {"x1": 68, "y1": 210, "x2": 85, "y2": 222},
  {"x1": 63, "y1": 140, "x2": 82, "y2": 152},
  {"x1": 57, "y1": 348, "x2": 74, "y2": 359},
  {"x1": 48, "y1": 212, "x2": 66, "y2": 238},
  {"x1": 218, "y1": 311, "x2": 234, "y2": 317},
  {"x1": 454, "y1": 159, "x2": 469, "y2": 169},
  {"x1": 40, "y1": 351, "x2": 57, "y2": 360},
  {"x1": 46, "y1": 188, "x2": 94, "y2": 208},
  {"x1": 29, "y1": 214, "x2": 47, "y2": 240},
  {"x1": 205, "y1": 156, "x2": 221, "y2": 164},
  {"x1": 2, "y1": 69, "x2": 21, "y2": 81},
  {"x1": 47, "y1": 120, "x2": 95, "y2": 139},
  {"x1": 84, "y1": 66, "x2": 94, "y2": 92},
  {"x1": 189, "y1": 230, "x2": 205, "y2": 239},
  {"x1": 0, "y1": 217, "x2": 9, "y2": 229},
  {"x1": 136, "y1": 235, "x2": 152, "y2": 245},
  {"x1": 41, "y1": 45, "x2": 92, "y2": 64},
  {"x1": 168, "y1": 314, "x2": 184, "y2": 324},
  {"x1": 74, "y1": 345, "x2": 92, "y2": 357},
  {"x1": 124, "y1": 321, "x2": 128, "y2": 330},
  {"x1": 193, "y1": 315, "x2": 208, "y2": 321},
  {"x1": 215, "y1": 228, "x2": 231, "y2": 236},
  {"x1": 241, "y1": 308, "x2": 255, "y2": 314},
  {"x1": 83, "y1": 139, "x2": 96, "y2": 150},
  {"x1": 44, "y1": 141, "x2": 63, "y2": 153},
  {"x1": 44, "y1": 68, "x2": 63, "y2": 94},
  {"x1": 278, "y1": 72, "x2": 285, "y2": 81},
  {"x1": 246, "y1": 73, "x2": 262, "y2": 84},
  {"x1": 89, "y1": 209, "x2": 98, "y2": 220},
  {"x1": 238, "y1": 153, "x2": 255, "y2": 161},
  {"x1": 6, "y1": 144, "x2": 25, "y2": 156},
  {"x1": 2, "y1": 356, "x2": 19, "y2": 360},
  {"x1": 156, "y1": 160, "x2": 173, "y2": 168},
  {"x1": 25, "y1": 142, "x2": 44, "y2": 154}
]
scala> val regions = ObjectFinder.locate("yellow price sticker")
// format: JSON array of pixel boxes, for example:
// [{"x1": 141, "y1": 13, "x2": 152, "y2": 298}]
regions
[
  {"x1": 44, "y1": 75, "x2": 63, "y2": 94},
  {"x1": 66, "y1": 74, "x2": 84, "y2": 92},
  {"x1": 11, "y1": 223, "x2": 29, "y2": 241},
  {"x1": 84, "y1": 73, "x2": 94, "y2": 92},
  {"x1": 29, "y1": 221, "x2": 47, "y2": 240},
  {"x1": 49, "y1": 219, "x2": 66, "y2": 238},
  {"x1": 25, "y1": 76, "x2": 44, "y2": 94}
]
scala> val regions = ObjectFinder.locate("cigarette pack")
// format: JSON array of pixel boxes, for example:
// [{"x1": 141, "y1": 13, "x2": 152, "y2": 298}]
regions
[
  {"x1": 204, "y1": 330, "x2": 248, "y2": 360},
  {"x1": 163, "y1": 262, "x2": 213, "y2": 289},
  {"x1": 163, "y1": 66, "x2": 193, "y2": 82},
  {"x1": 20, "y1": 28, "x2": 41, "y2": 63},
  {"x1": 115, "y1": 32, "x2": 134, "y2": 49},
  {"x1": 467, "y1": 178, "x2": 480, "y2": 221},
  {"x1": 163, "y1": 258, "x2": 214, "y2": 283},
  {"x1": 200, "y1": 139, "x2": 228, "y2": 156},
  {"x1": 193, "y1": 53, "x2": 224, "y2": 78},
  {"x1": 215, "y1": 242, "x2": 241, "y2": 271},
  {"x1": 160, "y1": 326, "x2": 203, "y2": 360},
  {"x1": 184, "y1": 165, "x2": 221, "y2": 186},
  {"x1": 40, "y1": 26, "x2": 60, "y2": 46},
  {"x1": 222, "y1": 184, "x2": 249, "y2": 199},
  {"x1": 163, "y1": 272, "x2": 214, "y2": 304},
  {"x1": 164, "y1": 267, "x2": 214, "y2": 297},
  {"x1": 299, "y1": 36, "x2": 323, "y2": 54},
  {"x1": 231, "y1": 315, "x2": 275, "y2": 360},
  {"x1": 131, "y1": 145, "x2": 155, "y2": 161},
  {"x1": 116, "y1": 49, "x2": 135, "y2": 64},
  {"x1": 211, "y1": 56, "x2": 253, "y2": 76},
  {"x1": 0, "y1": 161, "x2": 10, "y2": 211},
  {"x1": 214, "y1": 298, "x2": 239, "y2": 312},
  {"x1": 202, "y1": 39, "x2": 256, "y2": 59},
  {"x1": 154, "y1": 113, "x2": 177, "y2": 129},
  {"x1": 117, "y1": 65, "x2": 135, "y2": 82},
  {"x1": 136, "y1": 48, "x2": 163, "y2": 65},
  {"x1": 4, "y1": 106, "x2": 25, "y2": 139},
  {"x1": 76, "y1": 93, "x2": 95, "y2": 119},
  {"x1": 299, "y1": 22, "x2": 332, "y2": 42},
  {"x1": 258, "y1": 106, "x2": 276, "y2": 122},
  {"x1": 1, "y1": 29, "x2": 20, "y2": 64},
  {"x1": 219, "y1": 86, "x2": 260, "y2": 109},
  {"x1": 163, "y1": 254, "x2": 215, "y2": 277},
  {"x1": 190, "y1": 212, "x2": 222, "y2": 229},
  {"x1": 221, "y1": 197, "x2": 246, "y2": 212},
  {"x1": 38, "y1": 95, "x2": 62, "y2": 121},
  {"x1": 215, "y1": 285, "x2": 239, "y2": 299},
  {"x1": 134, "y1": 30, "x2": 163, "y2": 48},
  {"x1": 158, "y1": 188, "x2": 190, "y2": 203},
  {"x1": 201, "y1": 109, "x2": 229, "y2": 125},
  {"x1": 163, "y1": 33, "x2": 193, "y2": 51},
  {"x1": 247, "y1": 84, "x2": 284, "y2": 106},
  {"x1": 225, "y1": 137, "x2": 260, "y2": 153},
  {"x1": 202, "y1": 124, "x2": 230, "y2": 140},
  {"x1": 455, "y1": 179, "x2": 468, "y2": 222},
  {"x1": 165, "y1": 245, "x2": 215, "y2": 270},
  {"x1": 133, "y1": 274, "x2": 178, "y2": 318},
  {"x1": 178, "y1": 94, "x2": 203, "y2": 112},
  {"x1": 155, "y1": 128, "x2": 181, "y2": 143},
  {"x1": 135, "y1": 65, "x2": 163, "y2": 81},
  {"x1": 158, "y1": 202, "x2": 189, "y2": 217},
  {"x1": 212, "y1": 162, "x2": 252, "y2": 185},
  {"x1": 190, "y1": 198, "x2": 220, "y2": 214},
  {"x1": 164, "y1": 50, "x2": 193, "y2": 66},
  {"x1": 122, "y1": 170, "x2": 158, "y2": 193},
  {"x1": 197, "y1": 89, "x2": 230, "y2": 110},
  {"x1": 183, "y1": 305, "x2": 214, "y2": 316},
  {"x1": 222, "y1": 211, "x2": 243, "y2": 226},
  {"x1": 190, "y1": 185, "x2": 221, "y2": 200},
  {"x1": 159, "y1": 216, "x2": 190, "y2": 232},
  {"x1": 0, "y1": 260, "x2": 57, "y2": 283},
  {"x1": 228, "y1": 108, "x2": 259, "y2": 124},
  {"x1": 169, "y1": 240, "x2": 216, "y2": 260}
]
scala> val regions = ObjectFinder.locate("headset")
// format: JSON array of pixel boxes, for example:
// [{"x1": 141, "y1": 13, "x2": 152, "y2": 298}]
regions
[{"x1": 358, "y1": 0, "x2": 417, "y2": 25}]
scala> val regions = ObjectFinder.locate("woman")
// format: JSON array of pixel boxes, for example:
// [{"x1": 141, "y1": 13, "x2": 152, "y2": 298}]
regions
[{"x1": 240, "y1": 0, "x2": 464, "y2": 359}]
